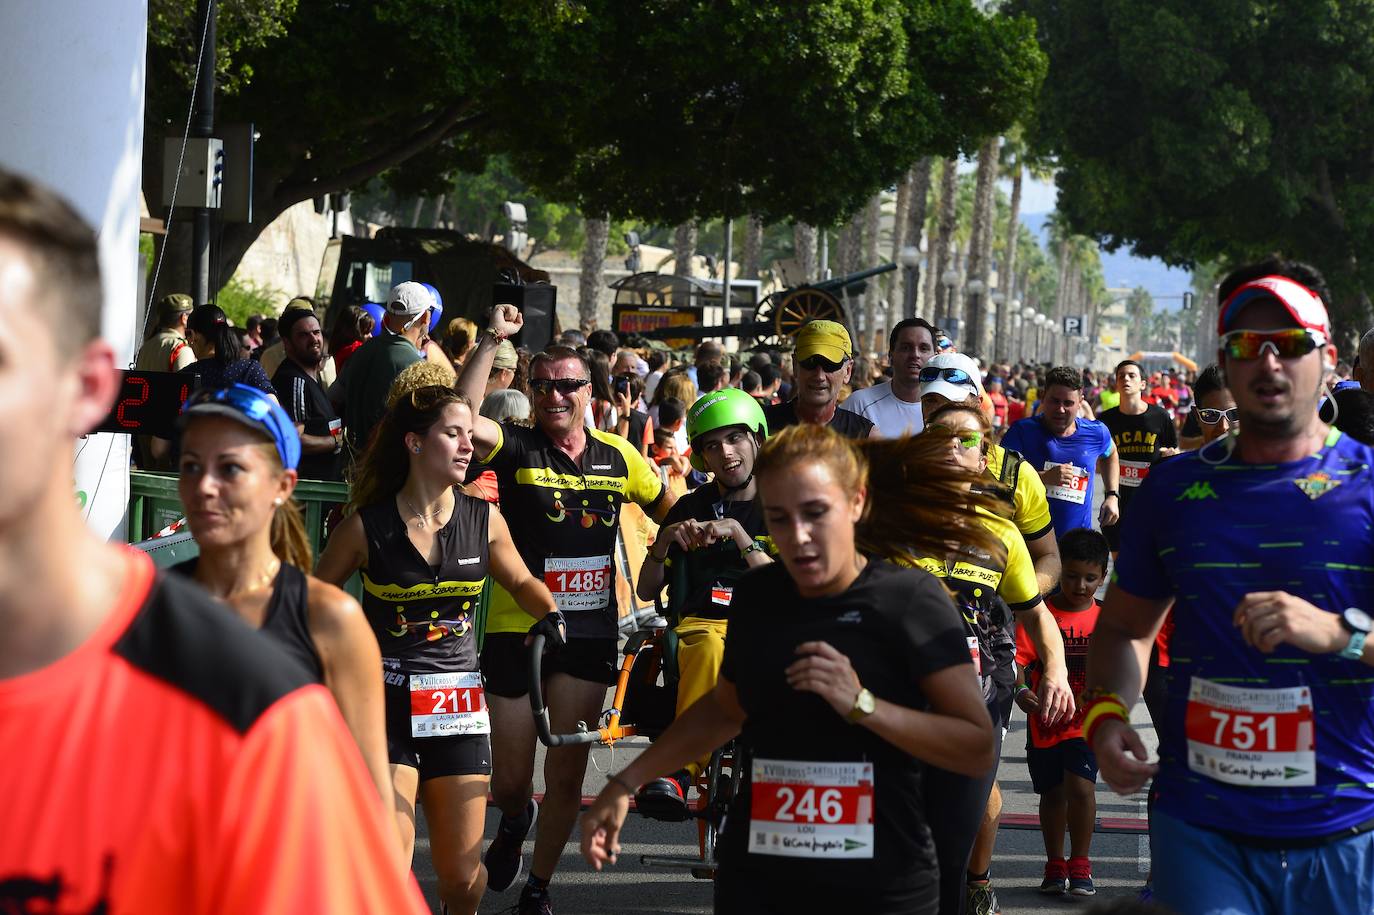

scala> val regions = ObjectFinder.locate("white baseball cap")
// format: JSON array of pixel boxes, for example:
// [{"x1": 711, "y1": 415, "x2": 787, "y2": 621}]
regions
[
  {"x1": 918, "y1": 352, "x2": 985, "y2": 402},
  {"x1": 386, "y1": 281, "x2": 437, "y2": 323}
]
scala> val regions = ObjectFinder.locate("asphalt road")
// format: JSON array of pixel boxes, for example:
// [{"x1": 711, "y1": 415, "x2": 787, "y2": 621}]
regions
[{"x1": 411, "y1": 702, "x2": 1159, "y2": 914}]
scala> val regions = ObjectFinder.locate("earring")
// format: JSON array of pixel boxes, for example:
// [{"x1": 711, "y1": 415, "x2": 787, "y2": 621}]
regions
[
  {"x1": 273, "y1": 497, "x2": 283, "y2": 507},
  {"x1": 413, "y1": 446, "x2": 422, "y2": 454}
]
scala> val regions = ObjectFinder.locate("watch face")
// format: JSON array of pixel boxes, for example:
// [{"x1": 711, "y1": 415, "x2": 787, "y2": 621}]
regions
[{"x1": 1346, "y1": 607, "x2": 1373, "y2": 633}]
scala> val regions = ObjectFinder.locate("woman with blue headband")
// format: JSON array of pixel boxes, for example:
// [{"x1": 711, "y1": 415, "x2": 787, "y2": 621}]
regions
[{"x1": 174, "y1": 384, "x2": 394, "y2": 828}]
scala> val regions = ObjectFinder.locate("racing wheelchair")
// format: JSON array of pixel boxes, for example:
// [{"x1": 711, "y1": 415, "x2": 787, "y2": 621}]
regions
[{"x1": 528, "y1": 564, "x2": 740, "y2": 880}]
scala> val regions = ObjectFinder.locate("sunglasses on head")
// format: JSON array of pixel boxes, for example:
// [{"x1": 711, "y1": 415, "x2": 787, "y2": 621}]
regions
[
  {"x1": 927, "y1": 423, "x2": 983, "y2": 450},
  {"x1": 918, "y1": 366, "x2": 976, "y2": 386},
  {"x1": 185, "y1": 383, "x2": 274, "y2": 421},
  {"x1": 1196, "y1": 406, "x2": 1240, "y2": 425},
  {"x1": 1221, "y1": 328, "x2": 1322, "y2": 360},
  {"x1": 798, "y1": 355, "x2": 848, "y2": 373},
  {"x1": 528, "y1": 377, "x2": 591, "y2": 396}
]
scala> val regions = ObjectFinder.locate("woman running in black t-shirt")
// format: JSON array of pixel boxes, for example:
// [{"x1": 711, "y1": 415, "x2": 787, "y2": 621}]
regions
[
  {"x1": 175, "y1": 384, "x2": 393, "y2": 814},
  {"x1": 581, "y1": 423, "x2": 1001, "y2": 914},
  {"x1": 316, "y1": 385, "x2": 560, "y2": 915}
]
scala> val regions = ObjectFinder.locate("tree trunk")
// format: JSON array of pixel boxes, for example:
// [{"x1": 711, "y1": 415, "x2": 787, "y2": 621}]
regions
[
  {"x1": 410, "y1": 197, "x2": 425, "y2": 226},
  {"x1": 579, "y1": 215, "x2": 609, "y2": 331},
  {"x1": 673, "y1": 221, "x2": 698, "y2": 277},
  {"x1": 997, "y1": 159, "x2": 1023, "y2": 361},
  {"x1": 793, "y1": 223, "x2": 817, "y2": 284},
  {"x1": 888, "y1": 170, "x2": 911, "y2": 315},
  {"x1": 964, "y1": 136, "x2": 999, "y2": 357},
  {"x1": 742, "y1": 214, "x2": 764, "y2": 280},
  {"x1": 862, "y1": 194, "x2": 882, "y2": 349},
  {"x1": 931, "y1": 158, "x2": 959, "y2": 325},
  {"x1": 837, "y1": 210, "x2": 862, "y2": 279},
  {"x1": 906, "y1": 158, "x2": 934, "y2": 318},
  {"x1": 430, "y1": 194, "x2": 447, "y2": 229}
]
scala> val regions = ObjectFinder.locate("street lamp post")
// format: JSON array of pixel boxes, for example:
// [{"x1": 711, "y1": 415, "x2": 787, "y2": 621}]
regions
[
  {"x1": 940, "y1": 267, "x2": 960, "y2": 329},
  {"x1": 1011, "y1": 313, "x2": 1022, "y2": 363},
  {"x1": 899, "y1": 245, "x2": 921, "y2": 321}
]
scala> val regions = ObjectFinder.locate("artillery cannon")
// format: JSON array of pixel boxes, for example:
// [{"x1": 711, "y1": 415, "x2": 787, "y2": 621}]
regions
[{"x1": 610, "y1": 263, "x2": 896, "y2": 350}]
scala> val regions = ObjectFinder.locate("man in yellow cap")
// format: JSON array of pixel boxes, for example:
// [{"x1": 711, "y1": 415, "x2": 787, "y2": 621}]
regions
[{"x1": 763, "y1": 319, "x2": 874, "y2": 438}]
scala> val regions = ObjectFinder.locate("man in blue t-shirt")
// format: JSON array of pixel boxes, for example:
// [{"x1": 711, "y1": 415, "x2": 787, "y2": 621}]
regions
[
  {"x1": 1084, "y1": 259, "x2": 1374, "y2": 915},
  {"x1": 1000, "y1": 365, "x2": 1119, "y2": 535}
]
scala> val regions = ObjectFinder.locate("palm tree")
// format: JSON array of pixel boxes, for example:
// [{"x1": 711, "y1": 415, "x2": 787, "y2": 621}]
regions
[
  {"x1": 862, "y1": 192, "x2": 882, "y2": 350},
  {"x1": 578, "y1": 215, "x2": 609, "y2": 331},
  {"x1": 901, "y1": 159, "x2": 935, "y2": 319},
  {"x1": 930, "y1": 158, "x2": 960, "y2": 324},
  {"x1": 964, "y1": 136, "x2": 1000, "y2": 355}
]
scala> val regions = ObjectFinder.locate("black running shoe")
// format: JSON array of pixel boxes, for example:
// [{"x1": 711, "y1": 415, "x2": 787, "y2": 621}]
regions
[
  {"x1": 517, "y1": 884, "x2": 554, "y2": 915},
  {"x1": 485, "y1": 799, "x2": 538, "y2": 892},
  {"x1": 634, "y1": 771, "x2": 690, "y2": 822}
]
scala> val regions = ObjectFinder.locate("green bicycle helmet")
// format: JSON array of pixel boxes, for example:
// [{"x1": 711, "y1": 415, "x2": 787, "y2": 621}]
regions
[{"x1": 685, "y1": 388, "x2": 769, "y2": 472}]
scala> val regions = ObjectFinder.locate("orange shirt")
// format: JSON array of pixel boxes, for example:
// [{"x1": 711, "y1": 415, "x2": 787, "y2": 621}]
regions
[
  {"x1": 1015, "y1": 595, "x2": 1100, "y2": 747},
  {"x1": 0, "y1": 550, "x2": 426, "y2": 915}
]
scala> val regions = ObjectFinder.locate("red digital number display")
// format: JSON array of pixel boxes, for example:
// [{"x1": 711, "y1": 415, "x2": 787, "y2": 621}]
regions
[
  {"x1": 115, "y1": 375, "x2": 150, "y2": 429},
  {"x1": 93, "y1": 370, "x2": 197, "y2": 438}
]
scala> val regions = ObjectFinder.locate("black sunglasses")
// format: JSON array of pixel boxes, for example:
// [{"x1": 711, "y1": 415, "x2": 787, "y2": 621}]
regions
[
  {"x1": 529, "y1": 378, "x2": 591, "y2": 396},
  {"x1": 918, "y1": 366, "x2": 976, "y2": 386},
  {"x1": 1196, "y1": 407, "x2": 1239, "y2": 425},
  {"x1": 799, "y1": 355, "x2": 848, "y2": 373}
]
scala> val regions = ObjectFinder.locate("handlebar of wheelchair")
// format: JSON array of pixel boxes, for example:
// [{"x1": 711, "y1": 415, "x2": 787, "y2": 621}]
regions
[{"x1": 527, "y1": 633, "x2": 602, "y2": 747}]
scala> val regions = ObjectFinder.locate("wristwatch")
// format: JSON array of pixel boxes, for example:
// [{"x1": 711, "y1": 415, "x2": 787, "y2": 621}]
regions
[
  {"x1": 846, "y1": 687, "x2": 876, "y2": 723},
  {"x1": 1104, "y1": 490, "x2": 1119, "y2": 498},
  {"x1": 1339, "y1": 607, "x2": 1372, "y2": 660}
]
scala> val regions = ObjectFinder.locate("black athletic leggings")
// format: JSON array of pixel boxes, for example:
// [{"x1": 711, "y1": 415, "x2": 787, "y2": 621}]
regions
[{"x1": 924, "y1": 699, "x2": 1007, "y2": 915}]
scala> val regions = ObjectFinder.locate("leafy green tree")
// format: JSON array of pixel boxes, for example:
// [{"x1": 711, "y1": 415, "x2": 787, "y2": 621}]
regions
[
  {"x1": 1014, "y1": 0, "x2": 1374, "y2": 331},
  {"x1": 146, "y1": 0, "x2": 1044, "y2": 295}
]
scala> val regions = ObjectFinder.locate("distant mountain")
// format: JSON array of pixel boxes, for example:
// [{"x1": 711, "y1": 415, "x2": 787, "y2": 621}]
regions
[{"x1": 1020, "y1": 212, "x2": 1193, "y2": 310}]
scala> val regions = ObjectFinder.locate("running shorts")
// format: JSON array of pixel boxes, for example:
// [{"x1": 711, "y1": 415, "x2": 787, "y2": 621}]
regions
[
  {"x1": 480, "y1": 632, "x2": 617, "y2": 698},
  {"x1": 1027, "y1": 737, "x2": 1098, "y2": 794},
  {"x1": 384, "y1": 684, "x2": 492, "y2": 780}
]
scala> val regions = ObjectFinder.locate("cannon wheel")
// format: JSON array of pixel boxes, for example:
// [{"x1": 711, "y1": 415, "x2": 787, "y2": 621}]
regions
[{"x1": 746, "y1": 287, "x2": 846, "y2": 349}]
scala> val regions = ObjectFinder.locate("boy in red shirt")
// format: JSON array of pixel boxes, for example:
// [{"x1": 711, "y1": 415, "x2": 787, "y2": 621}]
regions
[{"x1": 1015, "y1": 528, "x2": 1108, "y2": 898}]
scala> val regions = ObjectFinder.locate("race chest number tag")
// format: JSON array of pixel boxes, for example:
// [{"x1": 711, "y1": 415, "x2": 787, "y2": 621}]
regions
[
  {"x1": 1120, "y1": 459, "x2": 1151, "y2": 488},
  {"x1": 544, "y1": 555, "x2": 612, "y2": 612},
  {"x1": 1043, "y1": 462, "x2": 1089, "y2": 504},
  {"x1": 749, "y1": 759, "x2": 874, "y2": 859},
  {"x1": 711, "y1": 583, "x2": 733, "y2": 607},
  {"x1": 410, "y1": 671, "x2": 489, "y2": 738},
  {"x1": 1184, "y1": 678, "x2": 1315, "y2": 787},
  {"x1": 967, "y1": 636, "x2": 982, "y2": 675}
]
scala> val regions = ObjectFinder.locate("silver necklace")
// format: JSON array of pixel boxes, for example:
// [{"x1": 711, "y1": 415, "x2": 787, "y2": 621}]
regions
[{"x1": 402, "y1": 493, "x2": 448, "y2": 526}]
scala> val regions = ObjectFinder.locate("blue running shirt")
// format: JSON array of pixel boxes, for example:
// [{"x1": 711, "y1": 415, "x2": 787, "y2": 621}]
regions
[
  {"x1": 1115, "y1": 430, "x2": 1374, "y2": 838},
  {"x1": 1000, "y1": 416, "x2": 1114, "y2": 535}
]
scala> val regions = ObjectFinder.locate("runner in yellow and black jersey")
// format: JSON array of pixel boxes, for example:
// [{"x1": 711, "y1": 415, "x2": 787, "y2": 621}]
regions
[
  {"x1": 917, "y1": 352, "x2": 1061, "y2": 595},
  {"x1": 912, "y1": 401, "x2": 1074, "y2": 915},
  {"x1": 456, "y1": 306, "x2": 675, "y2": 914}
]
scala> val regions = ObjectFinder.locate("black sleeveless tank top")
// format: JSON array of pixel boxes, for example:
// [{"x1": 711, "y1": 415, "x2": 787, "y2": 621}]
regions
[
  {"x1": 172, "y1": 559, "x2": 324, "y2": 683},
  {"x1": 357, "y1": 491, "x2": 490, "y2": 675}
]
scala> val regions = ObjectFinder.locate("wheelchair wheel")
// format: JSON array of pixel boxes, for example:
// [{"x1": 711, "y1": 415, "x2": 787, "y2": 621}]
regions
[{"x1": 696, "y1": 740, "x2": 740, "y2": 877}]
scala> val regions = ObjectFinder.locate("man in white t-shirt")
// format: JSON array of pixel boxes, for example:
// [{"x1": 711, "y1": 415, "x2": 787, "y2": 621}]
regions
[{"x1": 840, "y1": 317, "x2": 937, "y2": 437}]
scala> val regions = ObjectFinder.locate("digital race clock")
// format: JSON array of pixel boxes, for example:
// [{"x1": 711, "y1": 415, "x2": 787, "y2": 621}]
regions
[{"x1": 93, "y1": 370, "x2": 198, "y2": 438}]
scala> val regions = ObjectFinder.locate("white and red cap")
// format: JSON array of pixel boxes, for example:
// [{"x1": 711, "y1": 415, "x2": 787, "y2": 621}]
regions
[{"x1": 1217, "y1": 275, "x2": 1330, "y2": 342}]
